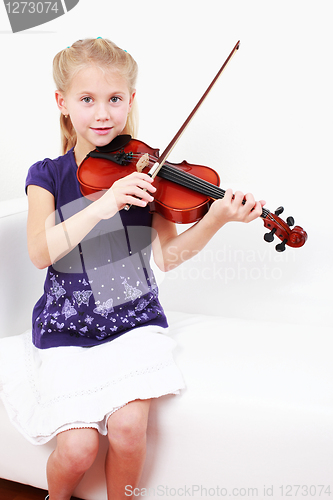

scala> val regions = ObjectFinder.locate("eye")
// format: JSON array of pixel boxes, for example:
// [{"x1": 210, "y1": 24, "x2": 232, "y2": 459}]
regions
[
  {"x1": 110, "y1": 96, "x2": 121, "y2": 103},
  {"x1": 82, "y1": 96, "x2": 93, "y2": 103}
]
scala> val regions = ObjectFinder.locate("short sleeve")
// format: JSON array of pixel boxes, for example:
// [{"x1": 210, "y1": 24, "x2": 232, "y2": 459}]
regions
[{"x1": 25, "y1": 159, "x2": 57, "y2": 197}]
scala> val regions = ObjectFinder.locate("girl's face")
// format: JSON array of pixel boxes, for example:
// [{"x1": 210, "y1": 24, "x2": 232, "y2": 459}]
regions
[{"x1": 56, "y1": 64, "x2": 135, "y2": 164}]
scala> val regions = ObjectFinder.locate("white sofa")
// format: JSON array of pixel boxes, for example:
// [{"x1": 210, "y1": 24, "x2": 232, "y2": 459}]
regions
[{"x1": 1, "y1": 197, "x2": 332, "y2": 500}]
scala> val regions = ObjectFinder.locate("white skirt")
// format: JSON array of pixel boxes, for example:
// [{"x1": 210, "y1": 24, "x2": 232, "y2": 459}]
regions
[{"x1": 0, "y1": 326, "x2": 185, "y2": 445}]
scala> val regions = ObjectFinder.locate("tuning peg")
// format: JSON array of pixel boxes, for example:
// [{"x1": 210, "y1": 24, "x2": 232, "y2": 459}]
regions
[
  {"x1": 286, "y1": 216, "x2": 295, "y2": 227},
  {"x1": 275, "y1": 238, "x2": 287, "y2": 252},
  {"x1": 275, "y1": 206, "x2": 284, "y2": 216},
  {"x1": 264, "y1": 228, "x2": 277, "y2": 243}
]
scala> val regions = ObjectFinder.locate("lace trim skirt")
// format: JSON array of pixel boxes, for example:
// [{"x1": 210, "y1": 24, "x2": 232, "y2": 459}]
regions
[{"x1": 0, "y1": 326, "x2": 185, "y2": 445}]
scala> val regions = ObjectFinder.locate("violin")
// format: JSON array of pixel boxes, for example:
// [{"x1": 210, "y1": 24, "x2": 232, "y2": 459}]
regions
[
  {"x1": 77, "y1": 41, "x2": 308, "y2": 252},
  {"x1": 77, "y1": 135, "x2": 307, "y2": 252}
]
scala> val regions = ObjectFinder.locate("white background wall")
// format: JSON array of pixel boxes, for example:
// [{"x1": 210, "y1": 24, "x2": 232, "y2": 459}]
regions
[{"x1": 0, "y1": 0, "x2": 332, "y2": 328}]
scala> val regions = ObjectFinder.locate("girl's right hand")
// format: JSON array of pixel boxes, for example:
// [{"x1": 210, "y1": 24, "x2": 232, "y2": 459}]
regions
[{"x1": 93, "y1": 172, "x2": 157, "y2": 220}]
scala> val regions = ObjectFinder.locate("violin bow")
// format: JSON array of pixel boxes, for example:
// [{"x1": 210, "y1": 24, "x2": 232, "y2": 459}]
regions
[{"x1": 148, "y1": 40, "x2": 241, "y2": 179}]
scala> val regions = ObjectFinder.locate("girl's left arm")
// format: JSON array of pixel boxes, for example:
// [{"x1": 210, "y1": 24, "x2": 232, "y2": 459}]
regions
[{"x1": 152, "y1": 189, "x2": 265, "y2": 272}]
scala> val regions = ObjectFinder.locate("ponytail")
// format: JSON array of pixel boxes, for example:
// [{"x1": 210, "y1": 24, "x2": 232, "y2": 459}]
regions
[{"x1": 59, "y1": 114, "x2": 76, "y2": 155}]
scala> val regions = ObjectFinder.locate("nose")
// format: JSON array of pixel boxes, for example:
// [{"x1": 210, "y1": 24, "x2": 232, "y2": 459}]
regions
[{"x1": 95, "y1": 103, "x2": 110, "y2": 122}]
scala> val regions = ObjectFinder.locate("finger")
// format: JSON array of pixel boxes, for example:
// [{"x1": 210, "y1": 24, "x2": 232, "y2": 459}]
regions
[
  {"x1": 120, "y1": 184, "x2": 154, "y2": 204},
  {"x1": 133, "y1": 186, "x2": 155, "y2": 202},
  {"x1": 113, "y1": 178, "x2": 155, "y2": 198},
  {"x1": 129, "y1": 172, "x2": 156, "y2": 186},
  {"x1": 120, "y1": 190, "x2": 154, "y2": 209},
  {"x1": 232, "y1": 191, "x2": 245, "y2": 207},
  {"x1": 139, "y1": 181, "x2": 157, "y2": 194},
  {"x1": 246, "y1": 201, "x2": 264, "y2": 221},
  {"x1": 243, "y1": 192, "x2": 256, "y2": 212},
  {"x1": 126, "y1": 175, "x2": 157, "y2": 193},
  {"x1": 223, "y1": 188, "x2": 233, "y2": 202},
  {"x1": 244, "y1": 192, "x2": 255, "y2": 204},
  {"x1": 123, "y1": 194, "x2": 152, "y2": 208}
]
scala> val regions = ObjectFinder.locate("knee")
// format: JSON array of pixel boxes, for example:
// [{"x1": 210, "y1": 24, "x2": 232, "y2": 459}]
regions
[
  {"x1": 56, "y1": 429, "x2": 99, "y2": 474},
  {"x1": 107, "y1": 402, "x2": 150, "y2": 456}
]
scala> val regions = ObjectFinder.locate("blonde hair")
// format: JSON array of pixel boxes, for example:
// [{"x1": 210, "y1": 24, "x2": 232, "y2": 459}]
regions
[{"x1": 53, "y1": 38, "x2": 139, "y2": 154}]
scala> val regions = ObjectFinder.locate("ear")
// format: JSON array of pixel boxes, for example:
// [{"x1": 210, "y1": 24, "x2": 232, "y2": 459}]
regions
[
  {"x1": 128, "y1": 90, "x2": 136, "y2": 111},
  {"x1": 55, "y1": 90, "x2": 69, "y2": 116}
]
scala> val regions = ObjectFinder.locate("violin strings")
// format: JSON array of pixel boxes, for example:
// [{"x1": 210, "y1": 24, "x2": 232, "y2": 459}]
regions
[
  {"x1": 162, "y1": 165, "x2": 225, "y2": 198},
  {"x1": 129, "y1": 153, "x2": 270, "y2": 219},
  {"x1": 130, "y1": 153, "x2": 225, "y2": 199}
]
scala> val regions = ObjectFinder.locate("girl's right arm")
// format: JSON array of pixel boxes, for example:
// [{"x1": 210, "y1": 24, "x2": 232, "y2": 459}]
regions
[{"x1": 27, "y1": 172, "x2": 156, "y2": 269}]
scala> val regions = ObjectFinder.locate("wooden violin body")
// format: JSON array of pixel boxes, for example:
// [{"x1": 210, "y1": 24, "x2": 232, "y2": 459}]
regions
[
  {"x1": 77, "y1": 135, "x2": 308, "y2": 252},
  {"x1": 78, "y1": 135, "x2": 219, "y2": 224}
]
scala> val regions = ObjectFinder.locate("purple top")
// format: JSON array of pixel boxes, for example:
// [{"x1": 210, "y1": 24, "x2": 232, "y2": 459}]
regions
[{"x1": 25, "y1": 149, "x2": 167, "y2": 349}]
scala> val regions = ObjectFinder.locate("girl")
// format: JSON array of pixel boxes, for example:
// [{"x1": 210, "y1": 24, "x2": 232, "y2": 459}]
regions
[{"x1": 0, "y1": 38, "x2": 264, "y2": 500}]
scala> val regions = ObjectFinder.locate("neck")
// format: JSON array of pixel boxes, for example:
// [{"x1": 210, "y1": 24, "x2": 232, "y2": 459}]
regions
[{"x1": 74, "y1": 143, "x2": 94, "y2": 166}]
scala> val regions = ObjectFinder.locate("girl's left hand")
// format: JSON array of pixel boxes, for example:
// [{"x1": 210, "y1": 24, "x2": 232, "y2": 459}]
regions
[{"x1": 207, "y1": 189, "x2": 266, "y2": 227}]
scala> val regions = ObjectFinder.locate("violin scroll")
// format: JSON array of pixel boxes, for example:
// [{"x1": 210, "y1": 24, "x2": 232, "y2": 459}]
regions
[{"x1": 262, "y1": 207, "x2": 308, "y2": 252}]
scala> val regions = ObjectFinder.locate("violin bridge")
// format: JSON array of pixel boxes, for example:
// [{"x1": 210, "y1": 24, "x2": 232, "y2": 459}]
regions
[{"x1": 136, "y1": 153, "x2": 150, "y2": 173}]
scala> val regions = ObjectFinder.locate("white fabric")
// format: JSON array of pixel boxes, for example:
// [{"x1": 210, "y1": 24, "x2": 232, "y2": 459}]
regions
[{"x1": 0, "y1": 326, "x2": 185, "y2": 445}]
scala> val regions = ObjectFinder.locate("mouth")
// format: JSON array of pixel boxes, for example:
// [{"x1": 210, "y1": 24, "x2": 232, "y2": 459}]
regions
[{"x1": 91, "y1": 127, "x2": 113, "y2": 136}]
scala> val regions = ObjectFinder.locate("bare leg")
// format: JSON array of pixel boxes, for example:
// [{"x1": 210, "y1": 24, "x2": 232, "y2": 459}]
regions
[
  {"x1": 106, "y1": 399, "x2": 151, "y2": 499},
  {"x1": 47, "y1": 428, "x2": 99, "y2": 500}
]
